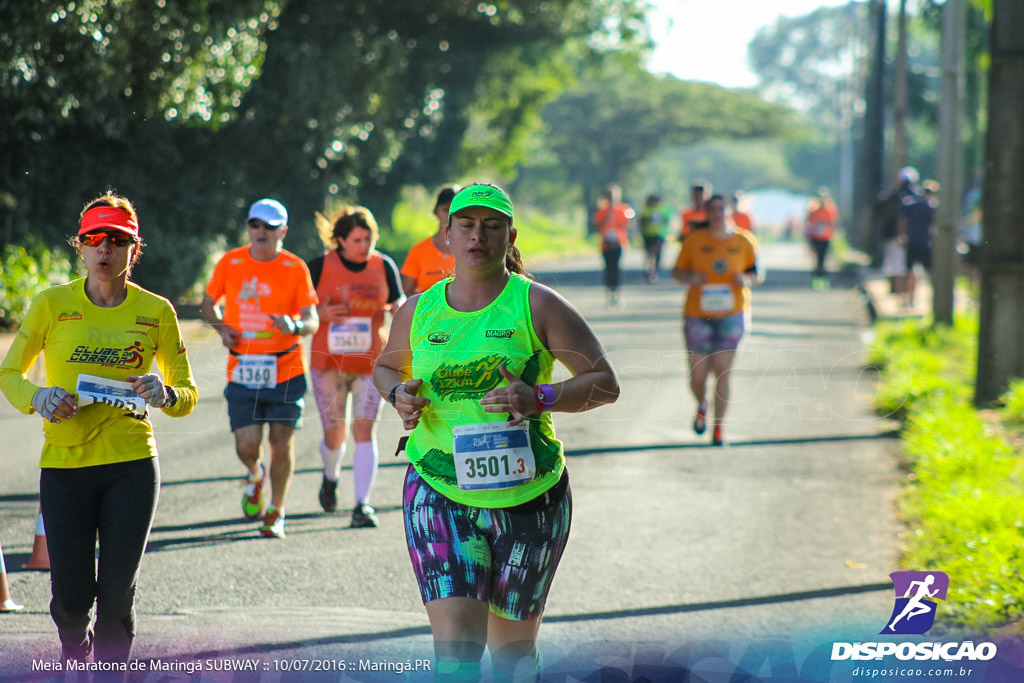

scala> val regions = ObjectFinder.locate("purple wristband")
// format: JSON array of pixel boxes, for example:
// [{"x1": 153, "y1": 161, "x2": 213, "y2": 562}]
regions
[{"x1": 533, "y1": 383, "x2": 555, "y2": 414}]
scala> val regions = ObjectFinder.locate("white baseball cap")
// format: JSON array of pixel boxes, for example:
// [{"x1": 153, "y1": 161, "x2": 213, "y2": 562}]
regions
[
  {"x1": 897, "y1": 167, "x2": 919, "y2": 184},
  {"x1": 247, "y1": 198, "x2": 288, "y2": 226}
]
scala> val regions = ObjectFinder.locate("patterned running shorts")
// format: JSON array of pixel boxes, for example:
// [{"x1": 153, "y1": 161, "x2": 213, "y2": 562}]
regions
[
  {"x1": 402, "y1": 465, "x2": 572, "y2": 621},
  {"x1": 683, "y1": 312, "x2": 748, "y2": 355}
]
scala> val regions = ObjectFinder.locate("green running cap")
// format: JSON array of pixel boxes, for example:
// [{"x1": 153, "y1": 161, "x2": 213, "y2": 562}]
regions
[{"x1": 448, "y1": 183, "x2": 514, "y2": 220}]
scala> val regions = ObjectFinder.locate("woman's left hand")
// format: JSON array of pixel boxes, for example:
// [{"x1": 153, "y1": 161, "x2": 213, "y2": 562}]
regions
[
  {"x1": 480, "y1": 364, "x2": 534, "y2": 426},
  {"x1": 127, "y1": 374, "x2": 166, "y2": 407}
]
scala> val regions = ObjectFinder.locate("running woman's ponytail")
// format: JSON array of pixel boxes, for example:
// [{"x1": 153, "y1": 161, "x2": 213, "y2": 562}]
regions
[{"x1": 506, "y1": 243, "x2": 525, "y2": 275}]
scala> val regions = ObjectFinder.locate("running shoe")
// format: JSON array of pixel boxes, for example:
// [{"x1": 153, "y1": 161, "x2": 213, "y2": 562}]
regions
[
  {"x1": 693, "y1": 401, "x2": 708, "y2": 436},
  {"x1": 351, "y1": 504, "x2": 379, "y2": 528},
  {"x1": 1, "y1": 598, "x2": 24, "y2": 612},
  {"x1": 260, "y1": 506, "x2": 285, "y2": 538},
  {"x1": 241, "y1": 463, "x2": 266, "y2": 521},
  {"x1": 319, "y1": 475, "x2": 338, "y2": 513},
  {"x1": 712, "y1": 425, "x2": 726, "y2": 447}
]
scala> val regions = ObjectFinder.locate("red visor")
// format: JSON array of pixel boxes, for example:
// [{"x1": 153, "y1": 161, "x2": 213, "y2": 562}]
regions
[{"x1": 78, "y1": 206, "x2": 139, "y2": 237}]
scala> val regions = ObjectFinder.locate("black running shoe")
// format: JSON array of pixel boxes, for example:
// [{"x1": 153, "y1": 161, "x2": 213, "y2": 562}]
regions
[
  {"x1": 693, "y1": 401, "x2": 708, "y2": 436},
  {"x1": 318, "y1": 476, "x2": 338, "y2": 513},
  {"x1": 351, "y1": 504, "x2": 379, "y2": 528}
]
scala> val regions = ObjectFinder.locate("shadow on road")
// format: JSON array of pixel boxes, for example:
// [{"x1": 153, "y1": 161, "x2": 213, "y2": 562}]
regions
[
  {"x1": 159, "y1": 464, "x2": 411, "y2": 489},
  {"x1": 0, "y1": 492, "x2": 40, "y2": 503},
  {"x1": 184, "y1": 582, "x2": 890, "y2": 660},
  {"x1": 564, "y1": 431, "x2": 898, "y2": 458},
  {"x1": 142, "y1": 506, "x2": 405, "y2": 553},
  {"x1": 543, "y1": 582, "x2": 892, "y2": 624}
]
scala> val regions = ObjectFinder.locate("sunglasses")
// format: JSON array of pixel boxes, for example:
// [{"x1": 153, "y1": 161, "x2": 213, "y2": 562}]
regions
[
  {"x1": 80, "y1": 231, "x2": 136, "y2": 248},
  {"x1": 247, "y1": 220, "x2": 281, "y2": 231}
]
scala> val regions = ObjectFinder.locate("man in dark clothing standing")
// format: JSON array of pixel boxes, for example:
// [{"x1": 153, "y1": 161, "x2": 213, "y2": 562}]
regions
[{"x1": 899, "y1": 180, "x2": 938, "y2": 308}]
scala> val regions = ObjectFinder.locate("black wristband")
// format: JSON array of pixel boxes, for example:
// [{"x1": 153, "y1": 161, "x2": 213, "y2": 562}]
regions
[
  {"x1": 163, "y1": 385, "x2": 178, "y2": 408},
  {"x1": 387, "y1": 383, "x2": 401, "y2": 406}
]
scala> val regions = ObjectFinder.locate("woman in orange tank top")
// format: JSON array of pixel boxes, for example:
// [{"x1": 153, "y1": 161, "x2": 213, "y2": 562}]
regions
[{"x1": 308, "y1": 206, "x2": 405, "y2": 528}]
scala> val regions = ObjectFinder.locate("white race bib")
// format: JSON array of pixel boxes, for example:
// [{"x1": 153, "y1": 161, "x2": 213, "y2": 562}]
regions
[
  {"x1": 700, "y1": 284, "x2": 735, "y2": 313},
  {"x1": 452, "y1": 422, "x2": 536, "y2": 491},
  {"x1": 76, "y1": 374, "x2": 148, "y2": 418},
  {"x1": 327, "y1": 317, "x2": 372, "y2": 354},
  {"x1": 231, "y1": 354, "x2": 277, "y2": 389}
]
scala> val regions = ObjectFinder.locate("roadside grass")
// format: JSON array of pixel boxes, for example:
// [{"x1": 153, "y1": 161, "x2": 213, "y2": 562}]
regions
[
  {"x1": 870, "y1": 313, "x2": 1024, "y2": 634},
  {"x1": 1002, "y1": 378, "x2": 1024, "y2": 429}
]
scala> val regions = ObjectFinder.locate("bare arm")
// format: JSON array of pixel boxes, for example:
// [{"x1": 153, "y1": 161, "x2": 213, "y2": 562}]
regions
[
  {"x1": 269, "y1": 304, "x2": 319, "y2": 337},
  {"x1": 372, "y1": 295, "x2": 430, "y2": 430},
  {"x1": 480, "y1": 284, "x2": 618, "y2": 420},
  {"x1": 401, "y1": 273, "x2": 419, "y2": 297},
  {"x1": 672, "y1": 268, "x2": 706, "y2": 286},
  {"x1": 200, "y1": 294, "x2": 239, "y2": 348}
]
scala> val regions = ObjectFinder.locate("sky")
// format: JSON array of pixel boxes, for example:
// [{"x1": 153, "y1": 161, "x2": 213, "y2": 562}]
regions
[{"x1": 646, "y1": 0, "x2": 852, "y2": 88}]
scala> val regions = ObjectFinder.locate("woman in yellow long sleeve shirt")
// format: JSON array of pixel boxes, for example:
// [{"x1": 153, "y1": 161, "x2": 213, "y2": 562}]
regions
[{"x1": 0, "y1": 191, "x2": 198, "y2": 666}]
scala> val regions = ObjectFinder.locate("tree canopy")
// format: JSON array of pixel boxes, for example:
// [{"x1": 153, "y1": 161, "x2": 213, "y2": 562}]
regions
[
  {"x1": 517, "y1": 68, "x2": 798, "y2": 222},
  {"x1": 0, "y1": 0, "x2": 648, "y2": 299}
]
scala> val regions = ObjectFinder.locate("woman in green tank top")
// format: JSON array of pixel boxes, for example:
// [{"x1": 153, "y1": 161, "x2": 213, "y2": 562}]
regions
[{"x1": 374, "y1": 183, "x2": 619, "y2": 681}]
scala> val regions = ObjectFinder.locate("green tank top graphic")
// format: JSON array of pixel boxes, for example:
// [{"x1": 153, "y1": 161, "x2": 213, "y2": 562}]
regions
[{"x1": 407, "y1": 273, "x2": 564, "y2": 507}]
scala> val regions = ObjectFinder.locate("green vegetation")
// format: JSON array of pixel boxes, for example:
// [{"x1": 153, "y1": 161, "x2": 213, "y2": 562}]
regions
[
  {"x1": 871, "y1": 314, "x2": 1024, "y2": 632},
  {"x1": 869, "y1": 315, "x2": 977, "y2": 421},
  {"x1": 1002, "y1": 379, "x2": 1024, "y2": 429},
  {"x1": 1, "y1": 0, "x2": 650, "y2": 302},
  {"x1": 0, "y1": 240, "x2": 73, "y2": 328}
]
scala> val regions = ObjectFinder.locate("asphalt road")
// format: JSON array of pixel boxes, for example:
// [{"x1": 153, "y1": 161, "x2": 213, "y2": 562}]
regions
[{"x1": 0, "y1": 241, "x2": 906, "y2": 681}]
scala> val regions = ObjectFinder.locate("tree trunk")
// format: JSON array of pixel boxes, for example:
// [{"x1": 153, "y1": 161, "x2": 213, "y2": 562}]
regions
[
  {"x1": 857, "y1": 0, "x2": 886, "y2": 254},
  {"x1": 975, "y1": 0, "x2": 1024, "y2": 404},
  {"x1": 932, "y1": 0, "x2": 964, "y2": 326},
  {"x1": 890, "y1": 0, "x2": 909, "y2": 184}
]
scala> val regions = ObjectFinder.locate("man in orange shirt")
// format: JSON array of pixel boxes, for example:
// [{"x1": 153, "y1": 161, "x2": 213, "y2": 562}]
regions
[
  {"x1": 201, "y1": 198, "x2": 319, "y2": 538},
  {"x1": 804, "y1": 187, "x2": 839, "y2": 289},
  {"x1": 401, "y1": 185, "x2": 458, "y2": 295},
  {"x1": 730, "y1": 192, "x2": 755, "y2": 233},
  {"x1": 679, "y1": 181, "x2": 711, "y2": 239},
  {"x1": 593, "y1": 184, "x2": 635, "y2": 308}
]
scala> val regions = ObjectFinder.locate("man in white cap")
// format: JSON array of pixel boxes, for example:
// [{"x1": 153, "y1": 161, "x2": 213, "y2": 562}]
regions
[
  {"x1": 200, "y1": 198, "x2": 319, "y2": 538},
  {"x1": 878, "y1": 167, "x2": 919, "y2": 296}
]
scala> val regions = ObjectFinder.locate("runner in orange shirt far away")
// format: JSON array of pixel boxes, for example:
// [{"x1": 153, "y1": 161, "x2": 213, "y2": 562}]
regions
[
  {"x1": 400, "y1": 185, "x2": 459, "y2": 296},
  {"x1": 679, "y1": 181, "x2": 711, "y2": 240},
  {"x1": 593, "y1": 184, "x2": 635, "y2": 308},
  {"x1": 730, "y1": 191, "x2": 755, "y2": 233}
]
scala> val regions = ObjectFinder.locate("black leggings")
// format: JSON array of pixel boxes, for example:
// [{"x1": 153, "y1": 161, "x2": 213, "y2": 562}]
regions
[
  {"x1": 602, "y1": 245, "x2": 623, "y2": 291},
  {"x1": 40, "y1": 458, "x2": 160, "y2": 664},
  {"x1": 809, "y1": 239, "x2": 830, "y2": 277}
]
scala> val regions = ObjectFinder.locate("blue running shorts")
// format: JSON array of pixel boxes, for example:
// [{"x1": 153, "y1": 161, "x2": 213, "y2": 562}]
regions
[{"x1": 224, "y1": 373, "x2": 307, "y2": 431}]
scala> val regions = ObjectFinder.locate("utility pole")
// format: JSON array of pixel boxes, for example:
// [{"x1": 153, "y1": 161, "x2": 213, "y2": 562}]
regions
[
  {"x1": 976, "y1": 0, "x2": 1024, "y2": 404},
  {"x1": 890, "y1": 0, "x2": 909, "y2": 184},
  {"x1": 932, "y1": 0, "x2": 964, "y2": 325}
]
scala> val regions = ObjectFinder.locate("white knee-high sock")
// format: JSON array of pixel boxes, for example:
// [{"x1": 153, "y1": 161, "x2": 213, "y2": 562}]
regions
[
  {"x1": 320, "y1": 440, "x2": 346, "y2": 481},
  {"x1": 353, "y1": 439, "x2": 378, "y2": 505}
]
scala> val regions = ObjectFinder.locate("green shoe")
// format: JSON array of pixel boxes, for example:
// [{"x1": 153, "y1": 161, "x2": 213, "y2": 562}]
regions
[{"x1": 241, "y1": 463, "x2": 266, "y2": 521}]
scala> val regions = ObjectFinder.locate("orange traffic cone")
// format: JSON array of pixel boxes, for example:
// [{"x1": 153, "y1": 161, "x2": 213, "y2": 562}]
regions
[
  {"x1": 0, "y1": 539, "x2": 24, "y2": 612},
  {"x1": 22, "y1": 508, "x2": 50, "y2": 571}
]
